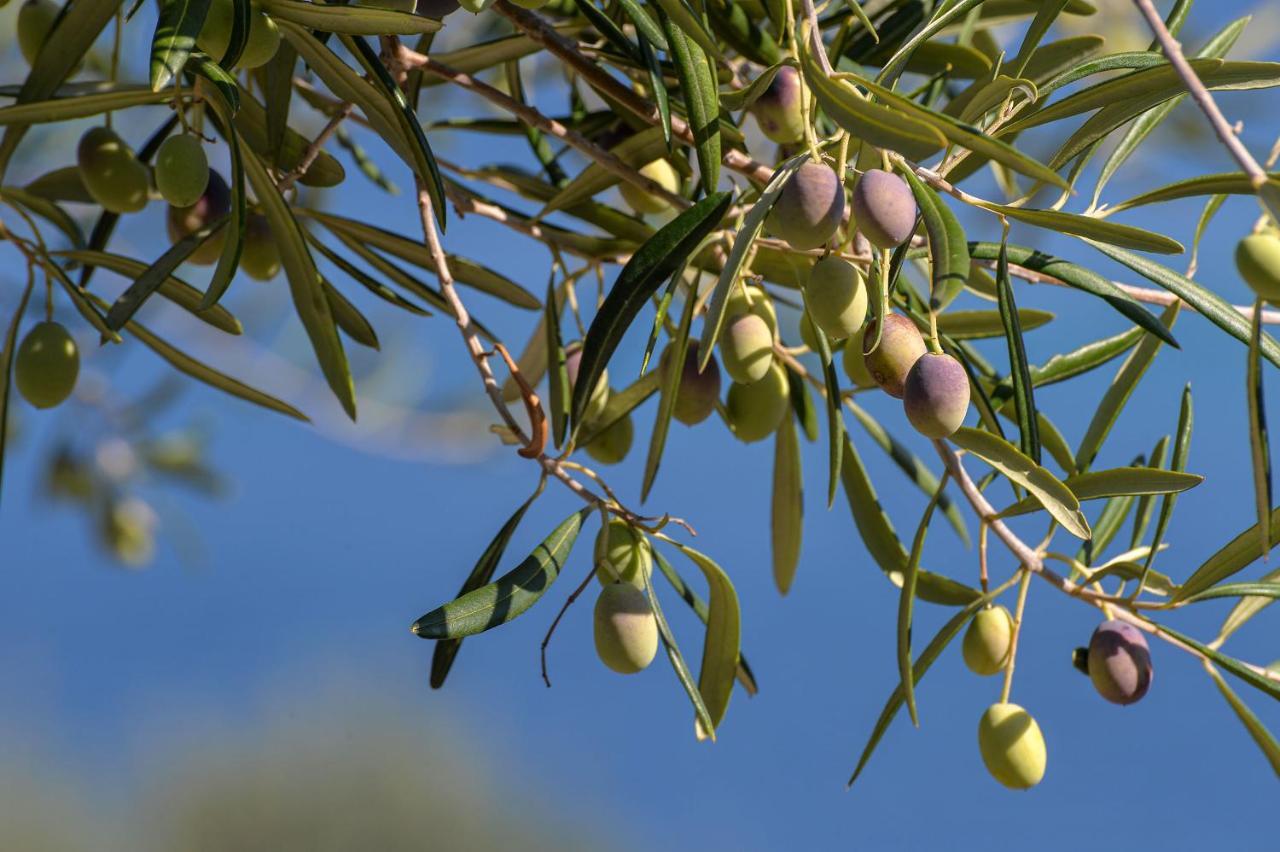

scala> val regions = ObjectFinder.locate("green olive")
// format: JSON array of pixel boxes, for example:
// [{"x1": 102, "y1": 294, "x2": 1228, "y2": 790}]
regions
[
  {"x1": 594, "y1": 518, "x2": 652, "y2": 588},
  {"x1": 584, "y1": 411, "x2": 633, "y2": 465},
  {"x1": 15, "y1": 320, "x2": 79, "y2": 409},
  {"x1": 1236, "y1": 232, "x2": 1280, "y2": 303},
  {"x1": 961, "y1": 605, "x2": 1014, "y2": 676},
  {"x1": 240, "y1": 213, "x2": 281, "y2": 280},
  {"x1": 17, "y1": 0, "x2": 59, "y2": 66},
  {"x1": 154, "y1": 134, "x2": 210, "y2": 208},
  {"x1": 197, "y1": 0, "x2": 281, "y2": 69},
  {"x1": 593, "y1": 583, "x2": 658, "y2": 674},
  {"x1": 77, "y1": 127, "x2": 150, "y2": 214},
  {"x1": 619, "y1": 159, "x2": 680, "y2": 215},
  {"x1": 977, "y1": 703, "x2": 1046, "y2": 790},
  {"x1": 725, "y1": 363, "x2": 789, "y2": 443}
]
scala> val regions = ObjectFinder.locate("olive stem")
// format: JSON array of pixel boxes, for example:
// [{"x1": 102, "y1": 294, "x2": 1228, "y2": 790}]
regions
[
  {"x1": 540, "y1": 563, "x2": 600, "y2": 688},
  {"x1": 999, "y1": 567, "x2": 1032, "y2": 705},
  {"x1": 277, "y1": 102, "x2": 354, "y2": 193}
]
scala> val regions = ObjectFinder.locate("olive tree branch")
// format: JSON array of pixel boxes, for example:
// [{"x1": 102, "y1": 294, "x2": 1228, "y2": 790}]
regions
[{"x1": 1132, "y1": 0, "x2": 1271, "y2": 189}]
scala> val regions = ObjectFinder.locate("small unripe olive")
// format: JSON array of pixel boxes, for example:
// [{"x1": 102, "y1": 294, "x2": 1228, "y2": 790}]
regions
[
  {"x1": 1235, "y1": 233, "x2": 1280, "y2": 303},
  {"x1": 804, "y1": 256, "x2": 867, "y2": 340},
  {"x1": 962, "y1": 605, "x2": 1014, "y2": 676},
  {"x1": 663, "y1": 341, "x2": 720, "y2": 426},
  {"x1": 76, "y1": 127, "x2": 149, "y2": 214},
  {"x1": 584, "y1": 410, "x2": 633, "y2": 465},
  {"x1": 725, "y1": 363, "x2": 789, "y2": 443},
  {"x1": 977, "y1": 702, "x2": 1046, "y2": 790},
  {"x1": 903, "y1": 353, "x2": 970, "y2": 438},
  {"x1": 239, "y1": 213, "x2": 281, "y2": 281},
  {"x1": 851, "y1": 168, "x2": 917, "y2": 249},
  {"x1": 726, "y1": 284, "x2": 778, "y2": 335},
  {"x1": 720, "y1": 312, "x2": 774, "y2": 384},
  {"x1": 100, "y1": 497, "x2": 157, "y2": 568},
  {"x1": 15, "y1": 320, "x2": 79, "y2": 409},
  {"x1": 17, "y1": 0, "x2": 59, "y2": 66},
  {"x1": 565, "y1": 341, "x2": 610, "y2": 424},
  {"x1": 863, "y1": 314, "x2": 926, "y2": 398},
  {"x1": 594, "y1": 518, "x2": 653, "y2": 587},
  {"x1": 842, "y1": 326, "x2": 877, "y2": 388},
  {"x1": 593, "y1": 583, "x2": 659, "y2": 674},
  {"x1": 1087, "y1": 619, "x2": 1153, "y2": 705},
  {"x1": 798, "y1": 311, "x2": 827, "y2": 353},
  {"x1": 167, "y1": 168, "x2": 231, "y2": 265},
  {"x1": 154, "y1": 134, "x2": 210, "y2": 208},
  {"x1": 197, "y1": 0, "x2": 281, "y2": 69},
  {"x1": 767, "y1": 160, "x2": 845, "y2": 251},
  {"x1": 619, "y1": 159, "x2": 680, "y2": 215},
  {"x1": 750, "y1": 66, "x2": 805, "y2": 145}
]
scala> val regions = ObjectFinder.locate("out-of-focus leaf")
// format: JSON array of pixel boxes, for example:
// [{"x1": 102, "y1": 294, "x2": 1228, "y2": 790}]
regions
[
  {"x1": 539, "y1": 125, "x2": 669, "y2": 216},
  {"x1": 772, "y1": 398, "x2": 803, "y2": 595},
  {"x1": 0, "y1": 87, "x2": 171, "y2": 125},
  {"x1": 0, "y1": 187, "x2": 84, "y2": 248},
  {"x1": 951, "y1": 427, "x2": 1091, "y2": 539},
  {"x1": 412, "y1": 509, "x2": 589, "y2": 639},
  {"x1": 262, "y1": 40, "x2": 297, "y2": 169},
  {"x1": 0, "y1": 280, "x2": 33, "y2": 505},
  {"x1": 1109, "y1": 172, "x2": 1275, "y2": 213},
  {"x1": 1248, "y1": 304, "x2": 1273, "y2": 563},
  {"x1": 1076, "y1": 302, "x2": 1179, "y2": 472},
  {"x1": 571, "y1": 193, "x2": 732, "y2": 431},
  {"x1": 260, "y1": 0, "x2": 441, "y2": 33},
  {"x1": 430, "y1": 492, "x2": 538, "y2": 688},
  {"x1": 1204, "y1": 664, "x2": 1280, "y2": 777}
]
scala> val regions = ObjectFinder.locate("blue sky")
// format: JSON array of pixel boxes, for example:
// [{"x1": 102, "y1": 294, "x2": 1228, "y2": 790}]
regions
[{"x1": 2, "y1": 2, "x2": 1280, "y2": 849}]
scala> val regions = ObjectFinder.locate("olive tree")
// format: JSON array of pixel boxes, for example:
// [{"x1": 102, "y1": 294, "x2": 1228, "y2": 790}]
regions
[{"x1": 3, "y1": 0, "x2": 1280, "y2": 791}]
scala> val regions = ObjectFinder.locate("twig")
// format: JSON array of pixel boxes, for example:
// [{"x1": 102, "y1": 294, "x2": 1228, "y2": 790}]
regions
[
  {"x1": 541, "y1": 565, "x2": 599, "y2": 687},
  {"x1": 277, "y1": 102, "x2": 354, "y2": 193},
  {"x1": 1132, "y1": 0, "x2": 1270, "y2": 189}
]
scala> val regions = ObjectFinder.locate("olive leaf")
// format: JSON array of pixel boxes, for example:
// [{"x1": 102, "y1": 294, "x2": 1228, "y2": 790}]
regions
[
  {"x1": 0, "y1": 280, "x2": 34, "y2": 507},
  {"x1": 771, "y1": 407, "x2": 803, "y2": 595},
  {"x1": 646, "y1": 549, "x2": 717, "y2": 740}
]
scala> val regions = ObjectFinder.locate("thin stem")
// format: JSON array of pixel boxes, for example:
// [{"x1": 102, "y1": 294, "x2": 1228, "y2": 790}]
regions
[
  {"x1": 999, "y1": 567, "x2": 1033, "y2": 704},
  {"x1": 1132, "y1": 0, "x2": 1270, "y2": 189},
  {"x1": 540, "y1": 564, "x2": 599, "y2": 687},
  {"x1": 277, "y1": 103, "x2": 354, "y2": 192}
]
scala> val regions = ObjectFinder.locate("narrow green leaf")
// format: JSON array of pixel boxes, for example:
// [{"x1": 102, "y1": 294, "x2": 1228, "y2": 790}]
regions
[
  {"x1": 539, "y1": 126, "x2": 669, "y2": 217},
  {"x1": 899, "y1": 166, "x2": 968, "y2": 311},
  {"x1": 660, "y1": 11, "x2": 720, "y2": 194},
  {"x1": 975, "y1": 205, "x2": 1183, "y2": 254},
  {"x1": 151, "y1": 0, "x2": 210, "y2": 92},
  {"x1": 787, "y1": 365, "x2": 820, "y2": 443},
  {"x1": 307, "y1": 234, "x2": 430, "y2": 316},
  {"x1": 1248, "y1": 303, "x2": 1272, "y2": 561},
  {"x1": 995, "y1": 237, "x2": 1040, "y2": 463},
  {"x1": 1155, "y1": 621, "x2": 1280, "y2": 703},
  {"x1": 0, "y1": 87, "x2": 171, "y2": 126},
  {"x1": 1076, "y1": 302, "x2": 1180, "y2": 472},
  {"x1": 1000, "y1": 467, "x2": 1202, "y2": 517},
  {"x1": 1204, "y1": 664, "x2": 1280, "y2": 777},
  {"x1": 323, "y1": 279, "x2": 379, "y2": 350},
  {"x1": 1215, "y1": 566, "x2": 1280, "y2": 644},
  {"x1": 103, "y1": 221, "x2": 227, "y2": 332},
  {"x1": 1109, "y1": 172, "x2": 1275, "y2": 213},
  {"x1": 936, "y1": 308, "x2": 1053, "y2": 339},
  {"x1": 618, "y1": 0, "x2": 668, "y2": 50},
  {"x1": 1129, "y1": 436, "x2": 1170, "y2": 550},
  {"x1": 0, "y1": 280, "x2": 34, "y2": 505},
  {"x1": 545, "y1": 278, "x2": 570, "y2": 448},
  {"x1": 575, "y1": 369, "x2": 664, "y2": 447},
  {"x1": 233, "y1": 82, "x2": 345, "y2": 188},
  {"x1": 666, "y1": 541, "x2": 741, "y2": 740},
  {"x1": 260, "y1": 0, "x2": 441, "y2": 33},
  {"x1": 572, "y1": 192, "x2": 732, "y2": 431},
  {"x1": 1174, "y1": 507, "x2": 1280, "y2": 604},
  {"x1": 898, "y1": 475, "x2": 949, "y2": 727},
  {"x1": 200, "y1": 88, "x2": 246, "y2": 310},
  {"x1": 1138, "y1": 385, "x2": 1192, "y2": 593},
  {"x1": 637, "y1": 33, "x2": 672, "y2": 149},
  {"x1": 951, "y1": 426, "x2": 1091, "y2": 539},
  {"x1": 651, "y1": 0, "x2": 722, "y2": 59},
  {"x1": 262, "y1": 40, "x2": 297, "y2": 169},
  {"x1": 412, "y1": 509, "x2": 589, "y2": 640},
  {"x1": 645, "y1": 549, "x2": 717, "y2": 739},
  {"x1": 641, "y1": 289, "x2": 696, "y2": 500},
  {"x1": 772, "y1": 398, "x2": 803, "y2": 595},
  {"x1": 430, "y1": 493, "x2": 538, "y2": 689}
]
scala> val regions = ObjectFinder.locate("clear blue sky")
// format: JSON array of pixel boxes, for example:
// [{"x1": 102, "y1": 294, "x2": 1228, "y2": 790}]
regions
[{"x1": 2, "y1": 3, "x2": 1279, "y2": 849}]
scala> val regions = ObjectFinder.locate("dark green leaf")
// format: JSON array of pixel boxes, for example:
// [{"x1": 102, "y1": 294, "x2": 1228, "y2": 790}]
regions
[
  {"x1": 995, "y1": 237, "x2": 1040, "y2": 463},
  {"x1": 151, "y1": 0, "x2": 210, "y2": 92}
]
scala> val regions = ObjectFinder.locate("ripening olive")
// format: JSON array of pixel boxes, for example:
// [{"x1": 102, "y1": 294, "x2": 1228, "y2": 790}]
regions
[
  {"x1": 619, "y1": 159, "x2": 681, "y2": 215},
  {"x1": 663, "y1": 341, "x2": 720, "y2": 426},
  {"x1": 725, "y1": 363, "x2": 789, "y2": 443},
  {"x1": 1087, "y1": 619, "x2": 1153, "y2": 705},
  {"x1": 1236, "y1": 232, "x2": 1280, "y2": 304},
  {"x1": 197, "y1": 0, "x2": 281, "y2": 69},
  {"x1": 903, "y1": 353, "x2": 970, "y2": 438},
  {"x1": 15, "y1": 320, "x2": 78, "y2": 409},
  {"x1": 167, "y1": 168, "x2": 231, "y2": 265},
  {"x1": 584, "y1": 411, "x2": 633, "y2": 465},
  {"x1": 594, "y1": 518, "x2": 653, "y2": 588},
  {"x1": 767, "y1": 160, "x2": 845, "y2": 251},
  {"x1": 76, "y1": 127, "x2": 149, "y2": 214},
  {"x1": 863, "y1": 313, "x2": 926, "y2": 398},
  {"x1": 239, "y1": 213, "x2": 281, "y2": 281},
  {"x1": 842, "y1": 326, "x2": 876, "y2": 389},
  {"x1": 804, "y1": 256, "x2": 867, "y2": 340},
  {"x1": 565, "y1": 341, "x2": 610, "y2": 424},
  {"x1": 100, "y1": 497, "x2": 157, "y2": 569},
  {"x1": 720, "y1": 312, "x2": 775, "y2": 384},
  {"x1": 750, "y1": 66, "x2": 805, "y2": 145},
  {"x1": 154, "y1": 134, "x2": 210, "y2": 208},
  {"x1": 594, "y1": 583, "x2": 659, "y2": 674},
  {"x1": 851, "y1": 168, "x2": 917, "y2": 249},
  {"x1": 977, "y1": 703, "x2": 1046, "y2": 790},
  {"x1": 726, "y1": 284, "x2": 778, "y2": 336},
  {"x1": 18, "y1": 0, "x2": 61, "y2": 65},
  {"x1": 962, "y1": 605, "x2": 1014, "y2": 676}
]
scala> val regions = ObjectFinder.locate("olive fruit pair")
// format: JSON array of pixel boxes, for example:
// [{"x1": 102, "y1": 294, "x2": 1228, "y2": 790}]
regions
[
  {"x1": 15, "y1": 320, "x2": 78, "y2": 409},
  {"x1": 594, "y1": 583, "x2": 659, "y2": 674},
  {"x1": 851, "y1": 169, "x2": 917, "y2": 249},
  {"x1": 1085, "y1": 619, "x2": 1153, "y2": 705},
  {"x1": 726, "y1": 362, "x2": 789, "y2": 443},
  {"x1": 619, "y1": 159, "x2": 680, "y2": 216},
  {"x1": 864, "y1": 314, "x2": 970, "y2": 438},
  {"x1": 803, "y1": 256, "x2": 867, "y2": 341},
  {"x1": 565, "y1": 341, "x2": 610, "y2": 424},
  {"x1": 750, "y1": 66, "x2": 806, "y2": 145},
  {"x1": 594, "y1": 518, "x2": 652, "y2": 587},
  {"x1": 978, "y1": 703, "x2": 1046, "y2": 790},
  {"x1": 769, "y1": 160, "x2": 844, "y2": 251},
  {"x1": 197, "y1": 0, "x2": 281, "y2": 69},
  {"x1": 155, "y1": 134, "x2": 210, "y2": 208},
  {"x1": 662, "y1": 341, "x2": 721, "y2": 426},
  {"x1": 962, "y1": 605, "x2": 1014, "y2": 676},
  {"x1": 77, "y1": 127, "x2": 149, "y2": 214},
  {"x1": 1236, "y1": 231, "x2": 1280, "y2": 303}
]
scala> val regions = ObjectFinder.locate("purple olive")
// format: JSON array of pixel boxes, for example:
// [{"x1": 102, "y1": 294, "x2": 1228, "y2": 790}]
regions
[
  {"x1": 750, "y1": 66, "x2": 805, "y2": 145},
  {"x1": 903, "y1": 353, "x2": 970, "y2": 438},
  {"x1": 767, "y1": 160, "x2": 844, "y2": 251},
  {"x1": 664, "y1": 341, "x2": 721, "y2": 426},
  {"x1": 852, "y1": 169, "x2": 917, "y2": 249},
  {"x1": 863, "y1": 314, "x2": 926, "y2": 398},
  {"x1": 1087, "y1": 619, "x2": 1153, "y2": 705},
  {"x1": 166, "y1": 169, "x2": 231, "y2": 266}
]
